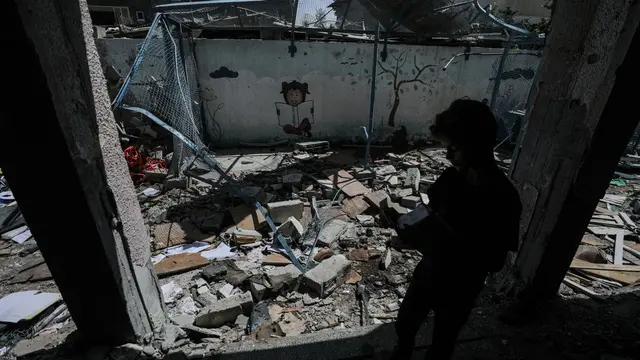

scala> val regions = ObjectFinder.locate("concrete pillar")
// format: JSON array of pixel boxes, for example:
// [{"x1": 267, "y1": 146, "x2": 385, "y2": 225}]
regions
[
  {"x1": 0, "y1": 0, "x2": 164, "y2": 344},
  {"x1": 506, "y1": 0, "x2": 640, "y2": 300}
]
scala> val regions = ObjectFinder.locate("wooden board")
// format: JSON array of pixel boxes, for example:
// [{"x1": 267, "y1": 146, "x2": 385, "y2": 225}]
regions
[
  {"x1": 588, "y1": 226, "x2": 631, "y2": 236},
  {"x1": 153, "y1": 222, "x2": 188, "y2": 249},
  {"x1": 154, "y1": 253, "x2": 209, "y2": 278},
  {"x1": 325, "y1": 170, "x2": 370, "y2": 198},
  {"x1": 341, "y1": 196, "x2": 370, "y2": 218},
  {"x1": 614, "y1": 230, "x2": 625, "y2": 265},
  {"x1": 262, "y1": 253, "x2": 292, "y2": 266},
  {"x1": 571, "y1": 259, "x2": 640, "y2": 285},
  {"x1": 571, "y1": 258, "x2": 640, "y2": 272},
  {"x1": 230, "y1": 204, "x2": 266, "y2": 231}
]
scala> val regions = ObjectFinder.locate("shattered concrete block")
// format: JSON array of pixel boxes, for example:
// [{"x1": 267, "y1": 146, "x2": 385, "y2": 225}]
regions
[
  {"x1": 357, "y1": 214, "x2": 375, "y2": 227},
  {"x1": 390, "y1": 188, "x2": 413, "y2": 201},
  {"x1": 375, "y1": 165, "x2": 397, "y2": 176},
  {"x1": 282, "y1": 173, "x2": 303, "y2": 184},
  {"x1": 201, "y1": 264, "x2": 227, "y2": 282},
  {"x1": 267, "y1": 200, "x2": 304, "y2": 223},
  {"x1": 364, "y1": 190, "x2": 390, "y2": 210},
  {"x1": 232, "y1": 228, "x2": 262, "y2": 244},
  {"x1": 159, "y1": 324, "x2": 187, "y2": 352},
  {"x1": 303, "y1": 254, "x2": 351, "y2": 298},
  {"x1": 317, "y1": 219, "x2": 348, "y2": 247},
  {"x1": 389, "y1": 202, "x2": 409, "y2": 215},
  {"x1": 277, "y1": 216, "x2": 305, "y2": 240},
  {"x1": 249, "y1": 280, "x2": 268, "y2": 302},
  {"x1": 267, "y1": 264, "x2": 302, "y2": 293},
  {"x1": 164, "y1": 176, "x2": 192, "y2": 191},
  {"x1": 401, "y1": 196, "x2": 421, "y2": 209},
  {"x1": 380, "y1": 248, "x2": 392, "y2": 270},
  {"x1": 197, "y1": 285, "x2": 210, "y2": 296},
  {"x1": 217, "y1": 283, "x2": 234, "y2": 299},
  {"x1": 404, "y1": 168, "x2": 420, "y2": 193},
  {"x1": 241, "y1": 186, "x2": 267, "y2": 203},
  {"x1": 195, "y1": 292, "x2": 218, "y2": 307},
  {"x1": 387, "y1": 175, "x2": 399, "y2": 186},
  {"x1": 195, "y1": 278, "x2": 207, "y2": 288},
  {"x1": 353, "y1": 168, "x2": 374, "y2": 180},
  {"x1": 194, "y1": 292, "x2": 253, "y2": 328}
]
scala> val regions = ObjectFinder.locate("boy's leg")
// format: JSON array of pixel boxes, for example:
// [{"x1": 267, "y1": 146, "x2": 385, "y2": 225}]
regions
[
  {"x1": 393, "y1": 262, "x2": 433, "y2": 359},
  {"x1": 424, "y1": 287, "x2": 481, "y2": 360}
]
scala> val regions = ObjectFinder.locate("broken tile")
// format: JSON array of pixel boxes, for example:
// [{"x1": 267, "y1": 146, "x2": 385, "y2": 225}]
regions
[
  {"x1": 341, "y1": 196, "x2": 370, "y2": 218},
  {"x1": 364, "y1": 190, "x2": 390, "y2": 210},
  {"x1": 347, "y1": 248, "x2": 370, "y2": 262}
]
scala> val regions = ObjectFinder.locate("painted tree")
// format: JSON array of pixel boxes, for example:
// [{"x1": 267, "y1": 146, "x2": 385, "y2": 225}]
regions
[{"x1": 378, "y1": 51, "x2": 437, "y2": 127}]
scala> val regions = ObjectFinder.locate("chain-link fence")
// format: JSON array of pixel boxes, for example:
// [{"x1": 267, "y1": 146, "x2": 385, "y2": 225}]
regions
[
  {"x1": 491, "y1": 45, "x2": 542, "y2": 146},
  {"x1": 113, "y1": 13, "x2": 203, "y2": 173}
]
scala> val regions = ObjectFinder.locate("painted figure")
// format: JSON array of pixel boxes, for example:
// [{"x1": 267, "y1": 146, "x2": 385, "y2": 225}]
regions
[{"x1": 275, "y1": 81, "x2": 315, "y2": 138}]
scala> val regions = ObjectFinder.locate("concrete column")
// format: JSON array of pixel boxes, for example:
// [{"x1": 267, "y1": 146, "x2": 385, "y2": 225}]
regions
[
  {"x1": 0, "y1": 0, "x2": 164, "y2": 344},
  {"x1": 506, "y1": 0, "x2": 640, "y2": 300}
]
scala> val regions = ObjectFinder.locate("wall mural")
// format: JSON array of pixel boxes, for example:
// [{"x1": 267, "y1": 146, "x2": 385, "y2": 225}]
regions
[
  {"x1": 377, "y1": 51, "x2": 437, "y2": 127},
  {"x1": 275, "y1": 81, "x2": 315, "y2": 138}
]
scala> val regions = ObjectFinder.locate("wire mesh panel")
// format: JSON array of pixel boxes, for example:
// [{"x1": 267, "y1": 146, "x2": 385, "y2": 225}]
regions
[
  {"x1": 115, "y1": 14, "x2": 203, "y2": 172},
  {"x1": 491, "y1": 48, "x2": 541, "y2": 144}
]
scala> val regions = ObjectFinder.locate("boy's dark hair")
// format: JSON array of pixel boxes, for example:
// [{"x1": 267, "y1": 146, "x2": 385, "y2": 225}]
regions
[{"x1": 430, "y1": 98, "x2": 497, "y2": 151}]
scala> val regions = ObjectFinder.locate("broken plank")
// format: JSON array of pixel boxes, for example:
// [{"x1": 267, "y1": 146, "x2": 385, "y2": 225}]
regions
[
  {"x1": 154, "y1": 253, "x2": 209, "y2": 278},
  {"x1": 614, "y1": 230, "x2": 625, "y2": 265},
  {"x1": 619, "y1": 212, "x2": 636, "y2": 228},
  {"x1": 570, "y1": 260, "x2": 640, "y2": 285},
  {"x1": 562, "y1": 277, "x2": 605, "y2": 300},
  {"x1": 603, "y1": 236, "x2": 640, "y2": 262},
  {"x1": 589, "y1": 219, "x2": 624, "y2": 228},
  {"x1": 571, "y1": 258, "x2": 640, "y2": 272},
  {"x1": 262, "y1": 253, "x2": 292, "y2": 266},
  {"x1": 588, "y1": 226, "x2": 631, "y2": 236},
  {"x1": 325, "y1": 170, "x2": 369, "y2": 198}
]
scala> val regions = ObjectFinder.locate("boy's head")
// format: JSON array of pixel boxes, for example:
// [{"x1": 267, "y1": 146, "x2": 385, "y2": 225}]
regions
[{"x1": 430, "y1": 99, "x2": 497, "y2": 168}]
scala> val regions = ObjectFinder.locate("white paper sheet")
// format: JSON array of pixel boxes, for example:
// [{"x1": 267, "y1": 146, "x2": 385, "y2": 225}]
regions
[
  {"x1": 151, "y1": 253, "x2": 166, "y2": 264},
  {"x1": 140, "y1": 188, "x2": 161, "y2": 197},
  {"x1": 164, "y1": 241, "x2": 211, "y2": 256},
  {"x1": 11, "y1": 229, "x2": 32, "y2": 244},
  {"x1": 0, "y1": 291, "x2": 61, "y2": 323},
  {"x1": 200, "y1": 242, "x2": 237, "y2": 261}
]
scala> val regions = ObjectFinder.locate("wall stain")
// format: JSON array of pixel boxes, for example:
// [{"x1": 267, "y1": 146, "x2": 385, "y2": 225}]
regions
[{"x1": 210, "y1": 66, "x2": 238, "y2": 79}]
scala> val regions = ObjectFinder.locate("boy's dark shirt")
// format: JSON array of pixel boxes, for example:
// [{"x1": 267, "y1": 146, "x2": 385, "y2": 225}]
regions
[{"x1": 418, "y1": 165, "x2": 522, "y2": 292}]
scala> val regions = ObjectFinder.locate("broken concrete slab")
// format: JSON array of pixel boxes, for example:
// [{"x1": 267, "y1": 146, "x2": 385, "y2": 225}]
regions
[
  {"x1": 356, "y1": 214, "x2": 375, "y2": 227},
  {"x1": 380, "y1": 248, "x2": 392, "y2": 270},
  {"x1": 201, "y1": 264, "x2": 227, "y2": 282},
  {"x1": 304, "y1": 254, "x2": 351, "y2": 297},
  {"x1": 276, "y1": 216, "x2": 304, "y2": 240},
  {"x1": 194, "y1": 292, "x2": 253, "y2": 328},
  {"x1": 267, "y1": 264, "x2": 302, "y2": 293},
  {"x1": 404, "y1": 168, "x2": 420, "y2": 193},
  {"x1": 317, "y1": 219, "x2": 348, "y2": 247},
  {"x1": 341, "y1": 196, "x2": 370, "y2": 218},
  {"x1": 249, "y1": 280, "x2": 268, "y2": 302},
  {"x1": 282, "y1": 173, "x2": 303, "y2": 185},
  {"x1": 364, "y1": 190, "x2": 390, "y2": 210},
  {"x1": 268, "y1": 200, "x2": 304, "y2": 224},
  {"x1": 400, "y1": 196, "x2": 421, "y2": 209},
  {"x1": 347, "y1": 248, "x2": 370, "y2": 262},
  {"x1": 217, "y1": 283, "x2": 234, "y2": 299},
  {"x1": 375, "y1": 165, "x2": 397, "y2": 176},
  {"x1": 390, "y1": 188, "x2": 413, "y2": 201},
  {"x1": 159, "y1": 324, "x2": 187, "y2": 352},
  {"x1": 294, "y1": 141, "x2": 330, "y2": 153},
  {"x1": 325, "y1": 170, "x2": 369, "y2": 198}
]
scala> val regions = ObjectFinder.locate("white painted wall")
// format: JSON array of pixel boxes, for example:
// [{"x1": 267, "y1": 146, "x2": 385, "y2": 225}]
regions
[{"x1": 97, "y1": 39, "x2": 540, "y2": 146}]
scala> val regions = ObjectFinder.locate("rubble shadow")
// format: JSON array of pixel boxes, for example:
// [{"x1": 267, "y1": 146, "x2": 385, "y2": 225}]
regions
[{"x1": 14, "y1": 289, "x2": 640, "y2": 360}]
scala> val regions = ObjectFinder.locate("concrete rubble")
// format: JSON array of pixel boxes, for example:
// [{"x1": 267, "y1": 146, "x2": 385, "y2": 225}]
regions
[{"x1": 5, "y1": 144, "x2": 640, "y2": 359}]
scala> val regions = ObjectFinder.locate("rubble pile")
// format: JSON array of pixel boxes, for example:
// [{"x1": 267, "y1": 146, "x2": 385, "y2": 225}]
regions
[
  {"x1": 562, "y1": 153, "x2": 640, "y2": 298},
  {"x1": 129, "y1": 144, "x2": 453, "y2": 356}
]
